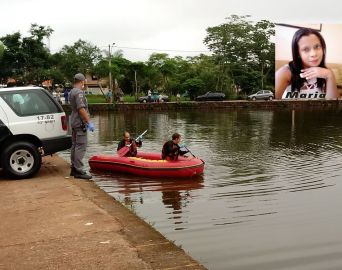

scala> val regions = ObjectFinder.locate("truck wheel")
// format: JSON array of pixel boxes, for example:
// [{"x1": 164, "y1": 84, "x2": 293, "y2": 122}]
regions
[{"x1": 1, "y1": 141, "x2": 42, "y2": 179}]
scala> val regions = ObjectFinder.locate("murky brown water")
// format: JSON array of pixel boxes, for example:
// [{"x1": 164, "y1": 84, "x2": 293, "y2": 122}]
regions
[{"x1": 61, "y1": 109, "x2": 342, "y2": 270}]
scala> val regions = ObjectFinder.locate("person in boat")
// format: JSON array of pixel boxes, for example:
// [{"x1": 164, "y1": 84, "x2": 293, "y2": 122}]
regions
[
  {"x1": 117, "y1": 131, "x2": 142, "y2": 157},
  {"x1": 162, "y1": 133, "x2": 189, "y2": 161}
]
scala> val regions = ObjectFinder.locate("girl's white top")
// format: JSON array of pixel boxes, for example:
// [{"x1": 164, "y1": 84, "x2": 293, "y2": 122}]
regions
[{"x1": 282, "y1": 78, "x2": 325, "y2": 99}]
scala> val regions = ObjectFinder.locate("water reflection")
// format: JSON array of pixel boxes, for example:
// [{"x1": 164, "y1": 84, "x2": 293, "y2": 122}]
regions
[
  {"x1": 94, "y1": 172, "x2": 204, "y2": 231},
  {"x1": 270, "y1": 109, "x2": 342, "y2": 148},
  {"x1": 59, "y1": 109, "x2": 342, "y2": 270}
]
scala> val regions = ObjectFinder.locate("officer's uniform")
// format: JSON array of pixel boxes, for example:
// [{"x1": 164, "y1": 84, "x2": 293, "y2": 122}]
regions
[{"x1": 69, "y1": 82, "x2": 89, "y2": 174}]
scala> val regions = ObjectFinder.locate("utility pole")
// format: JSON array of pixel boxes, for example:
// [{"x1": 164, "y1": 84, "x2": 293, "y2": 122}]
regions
[{"x1": 108, "y1": 43, "x2": 115, "y2": 91}]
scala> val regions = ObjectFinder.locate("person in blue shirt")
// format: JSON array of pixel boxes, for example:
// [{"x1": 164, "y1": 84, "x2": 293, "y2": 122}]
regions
[{"x1": 63, "y1": 88, "x2": 70, "y2": 104}]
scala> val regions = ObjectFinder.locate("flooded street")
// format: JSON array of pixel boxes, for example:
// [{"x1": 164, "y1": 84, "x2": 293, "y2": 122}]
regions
[{"x1": 61, "y1": 109, "x2": 342, "y2": 270}]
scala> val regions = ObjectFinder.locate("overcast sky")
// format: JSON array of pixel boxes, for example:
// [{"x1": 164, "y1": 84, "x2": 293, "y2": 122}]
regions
[{"x1": 1, "y1": 0, "x2": 341, "y2": 61}]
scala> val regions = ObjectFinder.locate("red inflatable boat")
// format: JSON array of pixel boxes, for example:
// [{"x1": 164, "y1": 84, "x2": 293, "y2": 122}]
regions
[{"x1": 88, "y1": 152, "x2": 204, "y2": 178}]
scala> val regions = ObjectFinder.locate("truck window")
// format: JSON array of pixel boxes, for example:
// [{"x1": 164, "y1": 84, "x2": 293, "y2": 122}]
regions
[{"x1": 0, "y1": 89, "x2": 62, "y2": 116}]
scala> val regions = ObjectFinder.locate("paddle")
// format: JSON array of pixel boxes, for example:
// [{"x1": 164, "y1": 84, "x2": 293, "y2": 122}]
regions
[
  {"x1": 180, "y1": 144, "x2": 196, "y2": 158},
  {"x1": 117, "y1": 129, "x2": 148, "y2": 157}
]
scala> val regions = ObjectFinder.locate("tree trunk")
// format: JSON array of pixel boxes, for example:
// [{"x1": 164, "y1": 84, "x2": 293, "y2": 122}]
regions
[
  {"x1": 134, "y1": 70, "x2": 138, "y2": 100},
  {"x1": 261, "y1": 63, "x2": 264, "y2": 89}
]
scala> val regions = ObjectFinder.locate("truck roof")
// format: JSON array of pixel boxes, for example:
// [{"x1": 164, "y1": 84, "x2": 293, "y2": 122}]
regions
[{"x1": 0, "y1": 86, "x2": 44, "y2": 92}]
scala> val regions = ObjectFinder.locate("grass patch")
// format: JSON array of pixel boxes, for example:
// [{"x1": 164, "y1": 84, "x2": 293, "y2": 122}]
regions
[
  {"x1": 124, "y1": 95, "x2": 138, "y2": 103},
  {"x1": 86, "y1": 94, "x2": 107, "y2": 103},
  {"x1": 86, "y1": 94, "x2": 192, "y2": 104}
]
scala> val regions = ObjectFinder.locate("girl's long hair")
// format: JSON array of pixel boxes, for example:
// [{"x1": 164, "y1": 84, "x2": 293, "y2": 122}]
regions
[{"x1": 288, "y1": 28, "x2": 327, "y2": 92}]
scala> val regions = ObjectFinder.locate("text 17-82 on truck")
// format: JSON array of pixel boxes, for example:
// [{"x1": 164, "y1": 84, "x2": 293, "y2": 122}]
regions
[{"x1": 0, "y1": 86, "x2": 72, "y2": 179}]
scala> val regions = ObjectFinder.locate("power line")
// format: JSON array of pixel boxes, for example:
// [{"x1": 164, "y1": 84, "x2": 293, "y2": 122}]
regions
[
  {"x1": 105, "y1": 45, "x2": 210, "y2": 53},
  {"x1": 51, "y1": 44, "x2": 210, "y2": 54}
]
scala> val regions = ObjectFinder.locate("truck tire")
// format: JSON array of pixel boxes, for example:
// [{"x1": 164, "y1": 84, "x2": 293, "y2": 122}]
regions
[{"x1": 1, "y1": 141, "x2": 42, "y2": 179}]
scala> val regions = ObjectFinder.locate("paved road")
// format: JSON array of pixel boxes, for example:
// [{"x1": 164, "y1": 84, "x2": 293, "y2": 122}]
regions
[{"x1": 0, "y1": 155, "x2": 206, "y2": 270}]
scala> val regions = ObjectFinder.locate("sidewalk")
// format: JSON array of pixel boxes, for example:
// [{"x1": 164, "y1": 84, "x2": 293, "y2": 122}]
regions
[{"x1": 0, "y1": 155, "x2": 206, "y2": 270}]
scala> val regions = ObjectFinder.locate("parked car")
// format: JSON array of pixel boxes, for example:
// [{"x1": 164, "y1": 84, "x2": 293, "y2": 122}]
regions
[
  {"x1": 138, "y1": 92, "x2": 169, "y2": 103},
  {"x1": 248, "y1": 90, "x2": 274, "y2": 101},
  {"x1": 0, "y1": 86, "x2": 72, "y2": 179},
  {"x1": 195, "y1": 92, "x2": 225, "y2": 101}
]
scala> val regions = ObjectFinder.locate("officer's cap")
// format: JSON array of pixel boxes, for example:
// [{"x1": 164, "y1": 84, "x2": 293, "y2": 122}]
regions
[{"x1": 74, "y1": 73, "x2": 86, "y2": 81}]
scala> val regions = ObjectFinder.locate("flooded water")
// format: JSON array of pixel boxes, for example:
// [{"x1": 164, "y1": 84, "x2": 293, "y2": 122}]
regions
[{"x1": 61, "y1": 109, "x2": 342, "y2": 270}]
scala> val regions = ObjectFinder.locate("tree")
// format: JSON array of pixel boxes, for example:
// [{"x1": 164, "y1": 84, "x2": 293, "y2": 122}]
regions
[
  {"x1": 204, "y1": 15, "x2": 275, "y2": 94},
  {"x1": 249, "y1": 20, "x2": 275, "y2": 90},
  {"x1": 42, "y1": 68, "x2": 65, "y2": 85},
  {"x1": 0, "y1": 19, "x2": 274, "y2": 98},
  {"x1": 0, "y1": 32, "x2": 25, "y2": 79},
  {"x1": 92, "y1": 59, "x2": 111, "y2": 80},
  {"x1": 21, "y1": 24, "x2": 53, "y2": 81},
  {"x1": 55, "y1": 39, "x2": 102, "y2": 80},
  {"x1": 127, "y1": 61, "x2": 148, "y2": 97},
  {"x1": 182, "y1": 78, "x2": 205, "y2": 100},
  {"x1": 29, "y1": 23, "x2": 53, "y2": 43},
  {"x1": 0, "y1": 24, "x2": 54, "y2": 83},
  {"x1": 0, "y1": 41, "x2": 4, "y2": 60},
  {"x1": 147, "y1": 53, "x2": 178, "y2": 94}
]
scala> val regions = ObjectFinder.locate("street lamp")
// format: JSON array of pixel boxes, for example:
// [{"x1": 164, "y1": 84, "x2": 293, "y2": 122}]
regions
[{"x1": 108, "y1": 43, "x2": 115, "y2": 91}]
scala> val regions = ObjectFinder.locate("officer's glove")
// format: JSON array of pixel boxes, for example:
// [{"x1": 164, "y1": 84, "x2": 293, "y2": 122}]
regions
[{"x1": 87, "y1": 122, "x2": 95, "y2": 132}]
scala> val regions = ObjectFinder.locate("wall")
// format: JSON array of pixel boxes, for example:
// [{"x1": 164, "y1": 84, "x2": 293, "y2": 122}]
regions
[{"x1": 62, "y1": 101, "x2": 342, "y2": 113}]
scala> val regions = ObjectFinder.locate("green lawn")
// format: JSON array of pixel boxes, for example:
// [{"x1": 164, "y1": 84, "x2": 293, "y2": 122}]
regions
[
  {"x1": 86, "y1": 94, "x2": 107, "y2": 103},
  {"x1": 86, "y1": 94, "x2": 191, "y2": 104},
  {"x1": 86, "y1": 94, "x2": 137, "y2": 104}
]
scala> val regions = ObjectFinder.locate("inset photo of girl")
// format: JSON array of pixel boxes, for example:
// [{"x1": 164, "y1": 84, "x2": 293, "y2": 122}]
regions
[{"x1": 275, "y1": 23, "x2": 341, "y2": 100}]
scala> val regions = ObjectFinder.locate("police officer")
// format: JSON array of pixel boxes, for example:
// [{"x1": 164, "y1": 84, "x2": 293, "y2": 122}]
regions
[{"x1": 69, "y1": 73, "x2": 94, "y2": 179}]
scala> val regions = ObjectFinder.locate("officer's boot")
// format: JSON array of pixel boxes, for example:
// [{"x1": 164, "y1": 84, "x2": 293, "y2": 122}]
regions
[
  {"x1": 70, "y1": 166, "x2": 80, "y2": 176},
  {"x1": 74, "y1": 172, "x2": 92, "y2": 180},
  {"x1": 71, "y1": 167, "x2": 92, "y2": 180}
]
